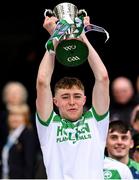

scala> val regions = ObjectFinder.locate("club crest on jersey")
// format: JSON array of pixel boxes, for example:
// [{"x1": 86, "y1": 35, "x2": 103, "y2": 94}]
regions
[{"x1": 103, "y1": 170, "x2": 112, "y2": 179}]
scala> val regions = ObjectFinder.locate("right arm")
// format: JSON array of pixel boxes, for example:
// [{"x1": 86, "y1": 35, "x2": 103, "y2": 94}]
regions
[
  {"x1": 36, "y1": 51, "x2": 55, "y2": 121},
  {"x1": 36, "y1": 16, "x2": 58, "y2": 121}
]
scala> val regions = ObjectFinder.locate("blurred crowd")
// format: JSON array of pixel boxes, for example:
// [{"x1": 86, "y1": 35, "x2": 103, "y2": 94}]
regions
[
  {"x1": 0, "y1": 81, "x2": 47, "y2": 179},
  {"x1": 0, "y1": 75, "x2": 139, "y2": 179}
]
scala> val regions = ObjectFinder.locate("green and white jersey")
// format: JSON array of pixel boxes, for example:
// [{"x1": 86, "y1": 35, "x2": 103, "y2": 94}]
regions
[
  {"x1": 104, "y1": 157, "x2": 133, "y2": 180},
  {"x1": 36, "y1": 107, "x2": 109, "y2": 179}
]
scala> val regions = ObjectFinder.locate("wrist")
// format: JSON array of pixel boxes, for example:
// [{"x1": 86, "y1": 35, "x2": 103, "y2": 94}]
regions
[{"x1": 80, "y1": 33, "x2": 88, "y2": 42}]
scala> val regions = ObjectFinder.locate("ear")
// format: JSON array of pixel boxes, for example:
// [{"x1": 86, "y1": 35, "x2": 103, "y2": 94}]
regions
[
  {"x1": 83, "y1": 96, "x2": 87, "y2": 105},
  {"x1": 130, "y1": 139, "x2": 134, "y2": 149},
  {"x1": 53, "y1": 97, "x2": 58, "y2": 107}
]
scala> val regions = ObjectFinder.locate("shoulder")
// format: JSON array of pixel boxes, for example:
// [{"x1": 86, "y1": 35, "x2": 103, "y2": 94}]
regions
[
  {"x1": 104, "y1": 157, "x2": 130, "y2": 170},
  {"x1": 36, "y1": 111, "x2": 62, "y2": 127},
  {"x1": 83, "y1": 106, "x2": 109, "y2": 121},
  {"x1": 104, "y1": 157, "x2": 133, "y2": 179},
  {"x1": 20, "y1": 127, "x2": 36, "y2": 140},
  {"x1": 128, "y1": 158, "x2": 139, "y2": 171}
]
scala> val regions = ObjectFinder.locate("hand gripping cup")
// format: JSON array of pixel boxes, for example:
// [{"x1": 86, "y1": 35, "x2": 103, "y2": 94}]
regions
[
  {"x1": 44, "y1": 2, "x2": 89, "y2": 67},
  {"x1": 44, "y1": 2, "x2": 109, "y2": 67}
]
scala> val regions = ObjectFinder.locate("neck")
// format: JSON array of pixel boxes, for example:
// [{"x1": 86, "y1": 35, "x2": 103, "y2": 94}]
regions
[{"x1": 109, "y1": 154, "x2": 129, "y2": 165}]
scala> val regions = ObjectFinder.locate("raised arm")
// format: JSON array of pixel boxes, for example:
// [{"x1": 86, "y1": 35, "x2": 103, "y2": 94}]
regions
[
  {"x1": 81, "y1": 17, "x2": 110, "y2": 115},
  {"x1": 36, "y1": 16, "x2": 58, "y2": 121}
]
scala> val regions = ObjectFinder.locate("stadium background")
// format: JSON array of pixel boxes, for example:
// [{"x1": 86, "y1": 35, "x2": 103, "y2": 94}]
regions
[{"x1": 0, "y1": 0, "x2": 138, "y2": 112}]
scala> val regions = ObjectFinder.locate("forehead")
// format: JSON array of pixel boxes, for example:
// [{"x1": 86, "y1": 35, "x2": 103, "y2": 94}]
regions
[
  {"x1": 55, "y1": 86, "x2": 84, "y2": 96},
  {"x1": 108, "y1": 130, "x2": 131, "y2": 137},
  {"x1": 113, "y1": 80, "x2": 132, "y2": 91}
]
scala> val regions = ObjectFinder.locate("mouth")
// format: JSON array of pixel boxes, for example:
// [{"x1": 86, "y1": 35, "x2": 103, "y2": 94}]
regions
[
  {"x1": 68, "y1": 108, "x2": 77, "y2": 113},
  {"x1": 115, "y1": 147, "x2": 124, "y2": 152}
]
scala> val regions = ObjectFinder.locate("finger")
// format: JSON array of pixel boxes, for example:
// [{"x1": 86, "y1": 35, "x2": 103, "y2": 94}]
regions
[
  {"x1": 84, "y1": 16, "x2": 90, "y2": 22},
  {"x1": 84, "y1": 16, "x2": 90, "y2": 26},
  {"x1": 51, "y1": 16, "x2": 58, "y2": 22}
]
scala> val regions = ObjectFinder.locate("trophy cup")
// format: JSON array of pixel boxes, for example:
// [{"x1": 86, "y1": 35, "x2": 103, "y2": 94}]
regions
[{"x1": 44, "y1": 2, "x2": 109, "y2": 67}]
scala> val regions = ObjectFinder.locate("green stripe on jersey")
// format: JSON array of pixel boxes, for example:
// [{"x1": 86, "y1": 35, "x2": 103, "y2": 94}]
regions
[
  {"x1": 36, "y1": 111, "x2": 53, "y2": 126},
  {"x1": 92, "y1": 106, "x2": 108, "y2": 121}
]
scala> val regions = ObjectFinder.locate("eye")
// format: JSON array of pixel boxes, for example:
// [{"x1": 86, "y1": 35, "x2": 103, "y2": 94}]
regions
[
  {"x1": 74, "y1": 95, "x2": 82, "y2": 99},
  {"x1": 110, "y1": 135, "x2": 117, "y2": 140},
  {"x1": 62, "y1": 96, "x2": 69, "y2": 99},
  {"x1": 122, "y1": 136, "x2": 128, "y2": 141}
]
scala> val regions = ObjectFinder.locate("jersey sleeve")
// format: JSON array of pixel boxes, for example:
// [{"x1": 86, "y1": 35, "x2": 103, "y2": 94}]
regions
[
  {"x1": 104, "y1": 157, "x2": 134, "y2": 180},
  {"x1": 90, "y1": 106, "x2": 109, "y2": 145},
  {"x1": 35, "y1": 111, "x2": 60, "y2": 146}
]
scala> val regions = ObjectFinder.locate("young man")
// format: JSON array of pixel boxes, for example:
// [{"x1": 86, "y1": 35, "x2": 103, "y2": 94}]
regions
[
  {"x1": 36, "y1": 16, "x2": 110, "y2": 179},
  {"x1": 106, "y1": 120, "x2": 139, "y2": 179}
]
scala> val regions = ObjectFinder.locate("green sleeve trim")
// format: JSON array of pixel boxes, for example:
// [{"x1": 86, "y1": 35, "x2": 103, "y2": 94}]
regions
[
  {"x1": 36, "y1": 111, "x2": 54, "y2": 126},
  {"x1": 84, "y1": 110, "x2": 93, "y2": 119},
  {"x1": 92, "y1": 106, "x2": 109, "y2": 122},
  {"x1": 53, "y1": 114, "x2": 61, "y2": 122}
]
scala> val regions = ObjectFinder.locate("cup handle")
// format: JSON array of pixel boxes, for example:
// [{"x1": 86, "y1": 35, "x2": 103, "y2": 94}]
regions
[
  {"x1": 44, "y1": 9, "x2": 54, "y2": 17},
  {"x1": 78, "y1": 9, "x2": 87, "y2": 17}
]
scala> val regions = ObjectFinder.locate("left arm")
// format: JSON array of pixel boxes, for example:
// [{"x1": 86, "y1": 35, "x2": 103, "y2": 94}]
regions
[{"x1": 81, "y1": 17, "x2": 110, "y2": 115}]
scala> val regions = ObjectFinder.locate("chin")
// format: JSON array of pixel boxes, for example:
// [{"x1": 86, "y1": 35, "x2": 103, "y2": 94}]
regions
[
  {"x1": 70, "y1": 118, "x2": 78, "y2": 122},
  {"x1": 62, "y1": 111, "x2": 82, "y2": 122},
  {"x1": 66, "y1": 116, "x2": 76, "y2": 122},
  {"x1": 114, "y1": 153, "x2": 125, "y2": 158},
  {"x1": 67, "y1": 115, "x2": 80, "y2": 122}
]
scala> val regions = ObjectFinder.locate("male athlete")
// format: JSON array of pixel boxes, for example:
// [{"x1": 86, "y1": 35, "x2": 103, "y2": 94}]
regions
[{"x1": 36, "y1": 15, "x2": 110, "y2": 179}]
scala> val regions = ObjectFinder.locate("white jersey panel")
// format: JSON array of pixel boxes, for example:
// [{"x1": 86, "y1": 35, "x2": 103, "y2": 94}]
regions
[
  {"x1": 36, "y1": 107, "x2": 109, "y2": 179},
  {"x1": 104, "y1": 157, "x2": 133, "y2": 179}
]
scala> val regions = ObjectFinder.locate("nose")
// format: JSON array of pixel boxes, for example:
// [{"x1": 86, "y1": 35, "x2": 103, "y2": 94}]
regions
[
  {"x1": 117, "y1": 137, "x2": 123, "y2": 144},
  {"x1": 69, "y1": 97, "x2": 75, "y2": 105}
]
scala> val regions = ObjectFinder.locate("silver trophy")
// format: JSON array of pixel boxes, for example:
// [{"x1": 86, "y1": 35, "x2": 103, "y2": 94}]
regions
[
  {"x1": 44, "y1": 2, "x2": 109, "y2": 67},
  {"x1": 44, "y1": 2, "x2": 89, "y2": 67}
]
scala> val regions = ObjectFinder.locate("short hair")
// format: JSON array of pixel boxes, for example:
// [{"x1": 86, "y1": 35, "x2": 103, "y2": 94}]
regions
[
  {"x1": 54, "y1": 77, "x2": 85, "y2": 95},
  {"x1": 2, "y1": 81, "x2": 28, "y2": 104},
  {"x1": 109, "y1": 120, "x2": 131, "y2": 134}
]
